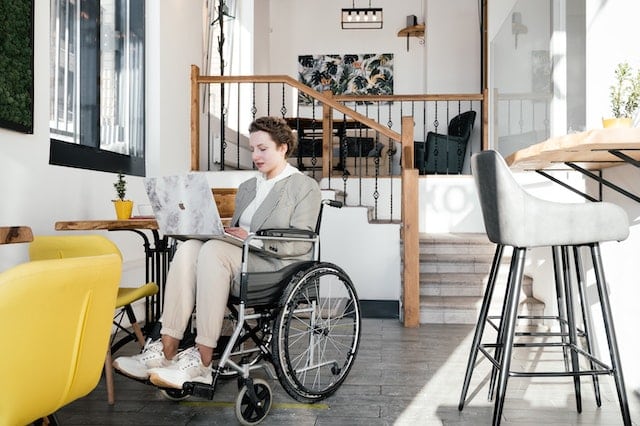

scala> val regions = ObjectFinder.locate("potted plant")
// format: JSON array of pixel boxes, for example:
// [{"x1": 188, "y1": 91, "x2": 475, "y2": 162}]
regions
[
  {"x1": 603, "y1": 62, "x2": 640, "y2": 128},
  {"x1": 113, "y1": 172, "x2": 134, "y2": 219}
]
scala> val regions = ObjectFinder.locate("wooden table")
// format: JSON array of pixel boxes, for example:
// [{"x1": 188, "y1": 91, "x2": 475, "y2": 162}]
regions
[
  {"x1": 506, "y1": 127, "x2": 640, "y2": 202},
  {"x1": 0, "y1": 226, "x2": 33, "y2": 245},
  {"x1": 506, "y1": 127, "x2": 640, "y2": 171},
  {"x1": 55, "y1": 218, "x2": 160, "y2": 232},
  {"x1": 55, "y1": 218, "x2": 170, "y2": 325}
]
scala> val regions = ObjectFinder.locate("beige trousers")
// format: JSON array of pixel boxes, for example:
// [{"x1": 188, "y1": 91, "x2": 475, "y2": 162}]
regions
[{"x1": 160, "y1": 239, "x2": 277, "y2": 348}]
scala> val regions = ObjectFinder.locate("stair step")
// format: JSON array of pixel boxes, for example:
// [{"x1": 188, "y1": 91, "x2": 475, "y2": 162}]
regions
[
  {"x1": 420, "y1": 257, "x2": 494, "y2": 274},
  {"x1": 419, "y1": 233, "x2": 493, "y2": 250},
  {"x1": 420, "y1": 273, "x2": 486, "y2": 297},
  {"x1": 421, "y1": 272, "x2": 488, "y2": 285},
  {"x1": 416, "y1": 233, "x2": 541, "y2": 325},
  {"x1": 419, "y1": 296, "x2": 482, "y2": 324}
]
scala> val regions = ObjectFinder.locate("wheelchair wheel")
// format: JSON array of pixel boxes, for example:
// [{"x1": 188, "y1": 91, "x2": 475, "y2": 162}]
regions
[
  {"x1": 235, "y1": 378, "x2": 272, "y2": 425},
  {"x1": 272, "y1": 262, "x2": 361, "y2": 402},
  {"x1": 159, "y1": 388, "x2": 190, "y2": 401}
]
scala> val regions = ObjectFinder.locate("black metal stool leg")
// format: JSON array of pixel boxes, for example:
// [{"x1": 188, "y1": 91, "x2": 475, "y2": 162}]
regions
[
  {"x1": 552, "y1": 246, "x2": 570, "y2": 371},
  {"x1": 572, "y1": 245, "x2": 602, "y2": 406},
  {"x1": 561, "y1": 246, "x2": 582, "y2": 413},
  {"x1": 492, "y1": 247, "x2": 527, "y2": 426},
  {"x1": 590, "y1": 243, "x2": 631, "y2": 426},
  {"x1": 489, "y1": 247, "x2": 517, "y2": 401},
  {"x1": 459, "y1": 244, "x2": 504, "y2": 410}
]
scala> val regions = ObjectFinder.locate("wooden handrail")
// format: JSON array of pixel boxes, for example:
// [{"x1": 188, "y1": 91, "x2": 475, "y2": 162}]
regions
[
  {"x1": 191, "y1": 66, "x2": 402, "y2": 151},
  {"x1": 334, "y1": 93, "x2": 484, "y2": 102},
  {"x1": 190, "y1": 64, "x2": 485, "y2": 171}
]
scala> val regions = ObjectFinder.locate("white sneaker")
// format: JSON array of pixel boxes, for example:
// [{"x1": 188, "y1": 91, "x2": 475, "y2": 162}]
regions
[
  {"x1": 112, "y1": 340, "x2": 173, "y2": 380},
  {"x1": 149, "y1": 346, "x2": 212, "y2": 389}
]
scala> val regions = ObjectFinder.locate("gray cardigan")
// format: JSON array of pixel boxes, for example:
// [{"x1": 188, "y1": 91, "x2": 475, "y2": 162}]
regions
[{"x1": 230, "y1": 173, "x2": 321, "y2": 260}]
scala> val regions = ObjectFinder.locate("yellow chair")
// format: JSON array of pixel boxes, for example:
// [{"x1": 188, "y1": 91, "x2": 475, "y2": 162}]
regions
[
  {"x1": 0, "y1": 253, "x2": 121, "y2": 426},
  {"x1": 29, "y1": 235, "x2": 159, "y2": 405}
]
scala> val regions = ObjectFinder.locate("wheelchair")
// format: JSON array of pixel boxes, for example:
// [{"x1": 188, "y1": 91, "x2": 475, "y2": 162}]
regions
[{"x1": 150, "y1": 199, "x2": 362, "y2": 425}]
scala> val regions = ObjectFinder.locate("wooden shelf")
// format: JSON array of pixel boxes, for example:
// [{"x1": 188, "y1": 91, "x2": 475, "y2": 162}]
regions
[{"x1": 397, "y1": 24, "x2": 425, "y2": 38}]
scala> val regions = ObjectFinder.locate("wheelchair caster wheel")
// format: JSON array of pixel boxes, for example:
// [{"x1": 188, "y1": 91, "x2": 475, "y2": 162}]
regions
[
  {"x1": 160, "y1": 388, "x2": 190, "y2": 401},
  {"x1": 235, "y1": 378, "x2": 272, "y2": 425}
]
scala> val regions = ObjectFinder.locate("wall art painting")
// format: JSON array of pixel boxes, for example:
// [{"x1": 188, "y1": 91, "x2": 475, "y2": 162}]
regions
[
  {"x1": 0, "y1": 0, "x2": 34, "y2": 133},
  {"x1": 297, "y1": 53, "x2": 393, "y2": 105}
]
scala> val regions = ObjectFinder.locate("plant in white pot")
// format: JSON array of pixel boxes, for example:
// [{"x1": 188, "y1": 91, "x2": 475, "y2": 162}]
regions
[
  {"x1": 113, "y1": 172, "x2": 134, "y2": 219},
  {"x1": 604, "y1": 62, "x2": 640, "y2": 128}
]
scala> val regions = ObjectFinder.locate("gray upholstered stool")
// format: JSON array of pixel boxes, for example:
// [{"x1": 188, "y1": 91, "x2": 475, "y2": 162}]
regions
[{"x1": 458, "y1": 150, "x2": 631, "y2": 425}]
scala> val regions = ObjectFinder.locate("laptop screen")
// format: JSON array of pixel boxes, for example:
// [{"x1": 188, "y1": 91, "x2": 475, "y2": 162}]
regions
[{"x1": 144, "y1": 173, "x2": 225, "y2": 237}]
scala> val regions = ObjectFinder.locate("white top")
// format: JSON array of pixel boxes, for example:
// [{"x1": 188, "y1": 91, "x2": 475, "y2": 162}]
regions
[{"x1": 238, "y1": 163, "x2": 301, "y2": 231}]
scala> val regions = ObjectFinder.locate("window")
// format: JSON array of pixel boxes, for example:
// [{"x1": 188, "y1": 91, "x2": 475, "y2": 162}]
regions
[{"x1": 49, "y1": 0, "x2": 145, "y2": 176}]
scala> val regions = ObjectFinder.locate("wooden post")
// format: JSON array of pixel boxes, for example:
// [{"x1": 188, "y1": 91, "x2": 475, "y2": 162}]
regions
[
  {"x1": 482, "y1": 87, "x2": 489, "y2": 151},
  {"x1": 401, "y1": 116, "x2": 420, "y2": 327},
  {"x1": 190, "y1": 65, "x2": 200, "y2": 171}
]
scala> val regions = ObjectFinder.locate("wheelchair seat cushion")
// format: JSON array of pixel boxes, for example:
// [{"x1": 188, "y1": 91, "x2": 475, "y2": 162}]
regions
[{"x1": 230, "y1": 261, "x2": 317, "y2": 307}]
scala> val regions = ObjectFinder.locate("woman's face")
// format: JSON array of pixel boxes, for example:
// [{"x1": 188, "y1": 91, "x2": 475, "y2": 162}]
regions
[{"x1": 249, "y1": 130, "x2": 288, "y2": 179}]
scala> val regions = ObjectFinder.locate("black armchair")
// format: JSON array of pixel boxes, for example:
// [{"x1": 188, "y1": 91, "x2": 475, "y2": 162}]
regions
[{"x1": 415, "y1": 110, "x2": 476, "y2": 174}]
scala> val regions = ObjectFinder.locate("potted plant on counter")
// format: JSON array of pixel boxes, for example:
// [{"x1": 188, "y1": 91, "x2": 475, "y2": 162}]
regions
[
  {"x1": 113, "y1": 172, "x2": 134, "y2": 219},
  {"x1": 603, "y1": 62, "x2": 640, "y2": 128}
]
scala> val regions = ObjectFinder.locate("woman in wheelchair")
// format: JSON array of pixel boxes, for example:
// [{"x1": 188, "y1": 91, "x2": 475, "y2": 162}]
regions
[{"x1": 113, "y1": 116, "x2": 322, "y2": 388}]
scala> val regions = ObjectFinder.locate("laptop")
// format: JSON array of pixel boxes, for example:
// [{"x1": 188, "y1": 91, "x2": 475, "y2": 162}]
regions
[{"x1": 144, "y1": 173, "x2": 244, "y2": 246}]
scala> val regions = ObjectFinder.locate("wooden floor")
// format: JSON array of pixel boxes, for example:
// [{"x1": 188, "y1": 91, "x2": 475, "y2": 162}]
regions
[{"x1": 57, "y1": 319, "x2": 640, "y2": 425}]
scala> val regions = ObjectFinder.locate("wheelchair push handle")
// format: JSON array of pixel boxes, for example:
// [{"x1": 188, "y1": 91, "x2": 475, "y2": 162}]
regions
[
  {"x1": 316, "y1": 199, "x2": 342, "y2": 234},
  {"x1": 322, "y1": 199, "x2": 343, "y2": 208}
]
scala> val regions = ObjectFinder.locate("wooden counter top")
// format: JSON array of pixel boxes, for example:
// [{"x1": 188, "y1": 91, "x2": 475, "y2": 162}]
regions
[{"x1": 506, "y1": 127, "x2": 640, "y2": 171}]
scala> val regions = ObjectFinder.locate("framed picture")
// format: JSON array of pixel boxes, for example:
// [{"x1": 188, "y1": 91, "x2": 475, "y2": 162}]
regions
[
  {"x1": 298, "y1": 53, "x2": 393, "y2": 105},
  {"x1": 0, "y1": 0, "x2": 34, "y2": 134},
  {"x1": 531, "y1": 50, "x2": 551, "y2": 94}
]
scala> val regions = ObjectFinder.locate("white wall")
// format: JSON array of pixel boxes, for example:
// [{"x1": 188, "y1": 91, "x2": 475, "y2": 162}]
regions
[
  {"x1": 266, "y1": 0, "x2": 426, "y2": 95},
  {"x1": 265, "y1": 0, "x2": 481, "y2": 96},
  {"x1": 147, "y1": 1, "x2": 203, "y2": 177},
  {"x1": 425, "y1": 0, "x2": 482, "y2": 93}
]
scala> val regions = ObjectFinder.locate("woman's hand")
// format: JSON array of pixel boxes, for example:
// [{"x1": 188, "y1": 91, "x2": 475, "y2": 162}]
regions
[{"x1": 224, "y1": 227, "x2": 249, "y2": 240}]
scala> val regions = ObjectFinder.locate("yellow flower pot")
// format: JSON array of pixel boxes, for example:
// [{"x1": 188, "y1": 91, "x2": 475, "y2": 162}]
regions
[
  {"x1": 113, "y1": 200, "x2": 134, "y2": 220},
  {"x1": 602, "y1": 117, "x2": 633, "y2": 128}
]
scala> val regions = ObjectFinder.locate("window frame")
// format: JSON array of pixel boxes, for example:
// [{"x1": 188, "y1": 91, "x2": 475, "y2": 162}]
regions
[{"x1": 49, "y1": 0, "x2": 146, "y2": 177}]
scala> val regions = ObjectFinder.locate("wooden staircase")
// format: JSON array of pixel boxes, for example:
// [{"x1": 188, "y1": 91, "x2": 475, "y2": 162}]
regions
[{"x1": 418, "y1": 233, "x2": 540, "y2": 324}]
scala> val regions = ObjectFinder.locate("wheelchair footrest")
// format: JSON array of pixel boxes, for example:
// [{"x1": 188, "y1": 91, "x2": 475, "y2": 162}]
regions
[{"x1": 183, "y1": 378, "x2": 217, "y2": 400}]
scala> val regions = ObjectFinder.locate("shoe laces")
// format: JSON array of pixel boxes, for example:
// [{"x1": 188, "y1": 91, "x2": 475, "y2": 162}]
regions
[
  {"x1": 176, "y1": 347, "x2": 205, "y2": 371},
  {"x1": 138, "y1": 340, "x2": 164, "y2": 360}
]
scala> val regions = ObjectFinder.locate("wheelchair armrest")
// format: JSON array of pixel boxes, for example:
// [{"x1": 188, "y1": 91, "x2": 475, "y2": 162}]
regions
[{"x1": 255, "y1": 228, "x2": 317, "y2": 239}]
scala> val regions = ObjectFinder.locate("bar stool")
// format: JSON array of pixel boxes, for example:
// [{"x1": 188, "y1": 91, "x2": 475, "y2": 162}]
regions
[{"x1": 458, "y1": 150, "x2": 631, "y2": 425}]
